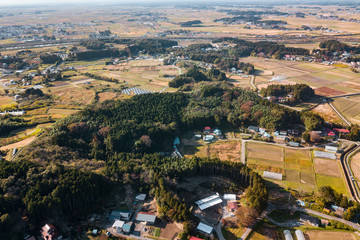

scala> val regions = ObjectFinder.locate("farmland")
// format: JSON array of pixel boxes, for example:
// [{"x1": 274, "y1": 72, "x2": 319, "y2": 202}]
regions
[{"x1": 332, "y1": 96, "x2": 360, "y2": 125}]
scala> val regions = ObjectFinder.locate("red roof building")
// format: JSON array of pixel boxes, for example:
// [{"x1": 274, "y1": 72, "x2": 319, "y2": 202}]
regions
[
  {"x1": 227, "y1": 201, "x2": 238, "y2": 212},
  {"x1": 334, "y1": 128, "x2": 350, "y2": 134},
  {"x1": 190, "y1": 237, "x2": 203, "y2": 240},
  {"x1": 324, "y1": 128, "x2": 336, "y2": 137}
]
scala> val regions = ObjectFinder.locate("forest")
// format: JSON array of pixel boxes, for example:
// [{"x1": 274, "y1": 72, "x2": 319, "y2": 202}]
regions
[{"x1": 260, "y1": 83, "x2": 315, "y2": 104}]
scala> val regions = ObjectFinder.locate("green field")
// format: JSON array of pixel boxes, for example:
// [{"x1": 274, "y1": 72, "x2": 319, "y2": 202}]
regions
[{"x1": 316, "y1": 174, "x2": 348, "y2": 196}]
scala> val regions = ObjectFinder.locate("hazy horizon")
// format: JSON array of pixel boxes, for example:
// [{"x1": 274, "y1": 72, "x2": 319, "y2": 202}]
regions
[{"x1": 1, "y1": 0, "x2": 359, "y2": 7}]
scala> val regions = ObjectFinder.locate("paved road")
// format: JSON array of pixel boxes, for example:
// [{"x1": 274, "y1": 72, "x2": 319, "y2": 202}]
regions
[
  {"x1": 241, "y1": 139, "x2": 247, "y2": 164},
  {"x1": 215, "y1": 221, "x2": 225, "y2": 240},
  {"x1": 270, "y1": 204, "x2": 360, "y2": 231},
  {"x1": 249, "y1": 75, "x2": 257, "y2": 90}
]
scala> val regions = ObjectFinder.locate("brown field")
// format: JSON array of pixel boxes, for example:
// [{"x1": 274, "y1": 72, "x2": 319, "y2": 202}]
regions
[
  {"x1": 159, "y1": 222, "x2": 181, "y2": 240},
  {"x1": 0, "y1": 136, "x2": 36, "y2": 151},
  {"x1": 312, "y1": 103, "x2": 343, "y2": 124},
  {"x1": 285, "y1": 148, "x2": 311, "y2": 161},
  {"x1": 48, "y1": 108, "x2": 80, "y2": 115},
  {"x1": 305, "y1": 230, "x2": 356, "y2": 240},
  {"x1": 247, "y1": 142, "x2": 284, "y2": 162},
  {"x1": 196, "y1": 141, "x2": 241, "y2": 162},
  {"x1": 314, "y1": 158, "x2": 341, "y2": 177},
  {"x1": 315, "y1": 87, "x2": 347, "y2": 97},
  {"x1": 350, "y1": 152, "x2": 360, "y2": 181}
]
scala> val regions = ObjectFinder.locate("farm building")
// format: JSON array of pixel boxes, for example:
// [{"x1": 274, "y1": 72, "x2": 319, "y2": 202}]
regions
[
  {"x1": 136, "y1": 212, "x2": 156, "y2": 224},
  {"x1": 288, "y1": 142, "x2": 300, "y2": 147},
  {"x1": 325, "y1": 145, "x2": 338, "y2": 153},
  {"x1": 196, "y1": 222, "x2": 213, "y2": 235},
  {"x1": 195, "y1": 194, "x2": 223, "y2": 211},
  {"x1": 295, "y1": 230, "x2": 305, "y2": 240},
  {"x1": 247, "y1": 126, "x2": 259, "y2": 133},
  {"x1": 112, "y1": 220, "x2": 125, "y2": 233},
  {"x1": 334, "y1": 128, "x2": 350, "y2": 134},
  {"x1": 135, "y1": 194, "x2": 146, "y2": 201},
  {"x1": 283, "y1": 230, "x2": 293, "y2": 240},
  {"x1": 223, "y1": 194, "x2": 236, "y2": 201},
  {"x1": 110, "y1": 210, "x2": 132, "y2": 221},
  {"x1": 263, "y1": 171, "x2": 283, "y2": 180},
  {"x1": 314, "y1": 151, "x2": 336, "y2": 159},
  {"x1": 274, "y1": 135, "x2": 288, "y2": 142},
  {"x1": 121, "y1": 87, "x2": 152, "y2": 95}
]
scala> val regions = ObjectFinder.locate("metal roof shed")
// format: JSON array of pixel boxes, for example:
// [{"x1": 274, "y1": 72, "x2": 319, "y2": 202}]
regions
[
  {"x1": 283, "y1": 230, "x2": 293, "y2": 240},
  {"x1": 223, "y1": 194, "x2": 236, "y2": 200},
  {"x1": 136, "y1": 212, "x2": 156, "y2": 224},
  {"x1": 196, "y1": 222, "x2": 213, "y2": 235},
  {"x1": 295, "y1": 230, "x2": 305, "y2": 240}
]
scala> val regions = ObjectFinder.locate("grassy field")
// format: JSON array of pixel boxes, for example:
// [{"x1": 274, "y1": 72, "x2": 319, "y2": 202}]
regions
[
  {"x1": 222, "y1": 226, "x2": 245, "y2": 240},
  {"x1": 316, "y1": 174, "x2": 348, "y2": 196},
  {"x1": 0, "y1": 96, "x2": 17, "y2": 110}
]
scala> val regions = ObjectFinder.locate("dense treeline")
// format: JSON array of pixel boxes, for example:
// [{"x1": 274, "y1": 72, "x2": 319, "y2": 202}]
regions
[
  {"x1": 40, "y1": 54, "x2": 62, "y2": 64},
  {"x1": 0, "y1": 115, "x2": 29, "y2": 136},
  {"x1": 168, "y1": 67, "x2": 226, "y2": 88},
  {"x1": 128, "y1": 39, "x2": 178, "y2": 55},
  {"x1": 319, "y1": 40, "x2": 360, "y2": 54},
  {"x1": 50, "y1": 93, "x2": 189, "y2": 158},
  {"x1": 213, "y1": 37, "x2": 309, "y2": 58},
  {"x1": 70, "y1": 48, "x2": 128, "y2": 61},
  {"x1": 80, "y1": 40, "x2": 106, "y2": 50},
  {"x1": 0, "y1": 160, "x2": 108, "y2": 232},
  {"x1": 175, "y1": 43, "x2": 255, "y2": 73},
  {"x1": 179, "y1": 20, "x2": 202, "y2": 27},
  {"x1": 260, "y1": 83, "x2": 315, "y2": 104}
]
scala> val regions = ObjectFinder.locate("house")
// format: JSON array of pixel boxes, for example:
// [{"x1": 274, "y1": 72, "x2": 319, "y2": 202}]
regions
[
  {"x1": 321, "y1": 219, "x2": 329, "y2": 227},
  {"x1": 324, "y1": 128, "x2": 336, "y2": 138},
  {"x1": 279, "y1": 130, "x2": 288, "y2": 136},
  {"x1": 194, "y1": 134, "x2": 202, "y2": 140},
  {"x1": 112, "y1": 220, "x2": 125, "y2": 233},
  {"x1": 203, "y1": 135, "x2": 215, "y2": 142},
  {"x1": 227, "y1": 201, "x2": 238, "y2": 212},
  {"x1": 122, "y1": 222, "x2": 133, "y2": 234},
  {"x1": 136, "y1": 212, "x2": 156, "y2": 224},
  {"x1": 196, "y1": 222, "x2": 213, "y2": 235},
  {"x1": 213, "y1": 128, "x2": 222, "y2": 136},
  {"x1": 323, "y1": 208, "x2": 331, "y2": 214},
  {"x1": 135, "y1": 194, "x2": 146, "y2": 201},
  {"x1": 203, "y1": 127, "x2": 212, "y2": 134},
  {"x1": 247, "y1": 126, "x2": 259, "y2": 133},
  {"x1": 110, "y1": 210, "x2": 132, "y2": 221},
  {"x1": 275, "y1": 135, "x2": 288, "y2": 142},
  {"x1": 41, "y1": 224, "x2": 62, "y2": 240}
]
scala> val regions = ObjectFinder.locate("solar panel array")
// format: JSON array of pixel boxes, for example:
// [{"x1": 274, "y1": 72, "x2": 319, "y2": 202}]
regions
[
  {"x1": 196, "y1": 194, "x2": 223, "y2": 211},
  {"x1": 121, "y1": 87, "x2": 153, "y2": 95}
]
